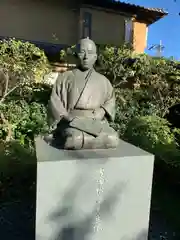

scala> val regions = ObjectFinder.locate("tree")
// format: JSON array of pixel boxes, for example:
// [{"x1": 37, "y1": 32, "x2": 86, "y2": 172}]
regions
[
  {"x1": 0, "y1": 38, "x2": 49, "y2": 103},
  {"x1": 0, "y1": 38, "x2": 49, "y2": 141}
]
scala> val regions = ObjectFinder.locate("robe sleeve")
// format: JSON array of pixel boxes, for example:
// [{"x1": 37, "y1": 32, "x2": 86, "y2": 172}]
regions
[
  {"x1": 101, "y1": 79, "x2": 116, "y2": 122},
  {"x1": 48, "y1": 73, "x2": 68, "y2": 126}
]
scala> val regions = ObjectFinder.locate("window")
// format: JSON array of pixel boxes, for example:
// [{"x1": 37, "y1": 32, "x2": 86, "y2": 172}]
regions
[
  {"x1": 82, "y1": 12, "x2": 92, "y2": 38},
  {"x1": 124, "y1": 19, "x2": 132, "y2": 43}
]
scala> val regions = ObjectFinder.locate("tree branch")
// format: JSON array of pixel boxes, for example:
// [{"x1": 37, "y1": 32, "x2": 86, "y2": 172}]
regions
[
  {"x1": 0, "y1": 84, "x2": 19, "y2": 104},
  {"x1": 0, "y1": 112, "x2": 12, "y2": 142},
  {"x1": 3, "y1": 72, "x2": 9, "y2": 98}
]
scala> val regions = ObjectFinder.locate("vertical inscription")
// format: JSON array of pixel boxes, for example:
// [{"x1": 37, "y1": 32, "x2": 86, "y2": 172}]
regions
[{"x1": 93, "y1": 167, "x2": 105, "y2": 233}]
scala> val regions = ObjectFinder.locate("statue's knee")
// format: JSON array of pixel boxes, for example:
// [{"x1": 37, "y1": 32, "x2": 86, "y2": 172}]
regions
[
  {"x1": 64, "y1": 137, "x2": 73, "y2": 149},
  {"x1": 106, "y1": 133, "x2": 119, "y2": 148},
  {"x1": 64, "y1": 130, "x2": 83, "y2": 149}
]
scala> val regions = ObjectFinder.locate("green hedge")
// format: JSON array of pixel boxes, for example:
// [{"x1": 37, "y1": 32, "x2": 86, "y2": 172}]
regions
[{"x1": 124, "y1": 115, "x2": 180, "y2": 167}]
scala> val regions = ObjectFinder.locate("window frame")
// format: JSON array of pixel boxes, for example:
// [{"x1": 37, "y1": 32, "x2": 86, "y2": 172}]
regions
[
  {"x1": 82, "y1": 11, "x2": 92, "y2": 38},
  {"x1": 124, "y1": 18, "x2": 133, "y2": 43}
]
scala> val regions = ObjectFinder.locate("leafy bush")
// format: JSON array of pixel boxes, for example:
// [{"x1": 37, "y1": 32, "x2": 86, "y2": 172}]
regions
[
  {"x1": 97, "y1": 45, "x2": 180, "y2": 118},
  {"x1": 112, "y1": 88, "x2": 160, "y2": 137},
  {"x1": 0, "y1": 39, "x2": 50, "y2": 200},
  {"x1": 0, "y1": 39, "x2": 51, "y2": 147},
  {"x1": 0, "y1": 38, "x2": 50, "y2": 103},
  {"x1": 96, "y1": 44, "x2": 134, "y2": 86},
  {"x1": 0, "y1": 84, "x2": 50, "y2": 146},
  {"x1": 0, "y1": 83, "x2": 50, "y2": 201},
  {"x1": 124, "y1": 115, "x2": 180, "y2": 167}
]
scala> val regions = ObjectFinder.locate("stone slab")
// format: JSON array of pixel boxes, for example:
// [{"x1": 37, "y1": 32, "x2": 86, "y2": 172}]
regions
[
  {"x1": 35, "y1": 136, "x2": 152, "y2": 162},
  {"x1": 35, "y1": 137, "x2": 154, "y2": 240}
]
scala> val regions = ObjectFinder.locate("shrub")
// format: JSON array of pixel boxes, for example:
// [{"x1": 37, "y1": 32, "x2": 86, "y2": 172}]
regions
[
  {"x1": 112, "y1": 88, "x2": 160, "y2": 137},
  {"x1": 97, "y1": 45, "x2": 180, "y2": 118},
  {"x1": 96, "y1": 44, "x2": 134, "y2": 86},
  {"x1": 0, "y1": 83, "x2": 50, "y2": 201},
  {"x1": 124, "y1": 115, "x2": 180, "y2": 167},
  {"x1": 0, "y1": 39, "x2": 51, "y2": 149},
  {"x1": 0, "y1": 99, "x2": 49, "y2": 146},
  {"x1": 0, "y1": 38, "x2": 50, "y2": 103},
  {"x1": 0, "y1": 81, "x2": 51, "y2": 146}
]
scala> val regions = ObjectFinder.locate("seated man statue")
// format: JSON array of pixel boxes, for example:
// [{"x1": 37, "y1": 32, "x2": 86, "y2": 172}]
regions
[{"x1": 46, "y1": 37, "x2": 119, "y2": 149}]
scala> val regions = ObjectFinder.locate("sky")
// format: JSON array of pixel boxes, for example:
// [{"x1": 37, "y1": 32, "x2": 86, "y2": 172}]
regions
[{"x1": 122, "y1": 0, "x2": 180, "y2": 59}]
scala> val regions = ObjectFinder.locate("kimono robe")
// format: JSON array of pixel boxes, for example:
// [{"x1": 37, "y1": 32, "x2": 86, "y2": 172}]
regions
[{"x1": 48, "y1": 68, "x2": 119, "y2": 149}]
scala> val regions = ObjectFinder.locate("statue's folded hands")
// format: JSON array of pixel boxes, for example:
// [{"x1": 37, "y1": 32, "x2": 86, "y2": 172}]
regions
[{"x1": 92, "y1": 108, "x2": 105, "y2": 120}]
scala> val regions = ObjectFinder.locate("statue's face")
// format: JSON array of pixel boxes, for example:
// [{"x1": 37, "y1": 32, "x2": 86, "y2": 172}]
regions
[{"x1": 77, "y1": 39, "x2": 97, "y2": 70}]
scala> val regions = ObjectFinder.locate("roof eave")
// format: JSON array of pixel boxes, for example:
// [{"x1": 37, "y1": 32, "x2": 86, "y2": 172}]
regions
[
  {"x1": 136, "y1": 12, "x2": 168, "y2": 25},
  {"x1": 80, "y1": 0, "x2": 168, "y2": 25}
]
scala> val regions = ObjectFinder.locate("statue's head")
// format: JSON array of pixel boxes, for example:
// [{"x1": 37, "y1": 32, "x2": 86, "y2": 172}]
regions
[{"x1": 76, "y1": 38, "x2": 97, "y2": 70}]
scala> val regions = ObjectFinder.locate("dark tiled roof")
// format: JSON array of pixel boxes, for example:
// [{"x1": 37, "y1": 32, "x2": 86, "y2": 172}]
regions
[
  {"x1": 118, "y1": 1, "x2": 167, "y2": 14},
  {"x1": 81, "y1": 0, "x2": 168, "y2": 25}
]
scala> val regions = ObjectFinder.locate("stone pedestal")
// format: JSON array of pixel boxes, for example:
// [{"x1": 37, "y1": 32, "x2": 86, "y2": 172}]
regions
[{"x1": 35, "y1": 137, "x2": 154, "y2": 240}]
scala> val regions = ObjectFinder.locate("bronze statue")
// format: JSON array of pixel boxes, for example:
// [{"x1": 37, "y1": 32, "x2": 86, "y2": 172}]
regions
[{"x1": 46, "y1": 38, "x2": 119, "y2": 149}]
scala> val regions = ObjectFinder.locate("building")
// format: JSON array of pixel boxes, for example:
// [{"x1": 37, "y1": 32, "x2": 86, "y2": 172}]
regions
[{"x1": 0, "y1": 0, "x2": 167, "y2": 55}]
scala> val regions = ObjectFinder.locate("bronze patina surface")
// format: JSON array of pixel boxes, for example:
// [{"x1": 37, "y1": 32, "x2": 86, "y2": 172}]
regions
[{"x1": 46, "y1": 38, "x2": 119, "y2": 149}]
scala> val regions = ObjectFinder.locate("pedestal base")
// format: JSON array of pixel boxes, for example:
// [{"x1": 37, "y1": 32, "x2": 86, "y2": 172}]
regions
[{"x1": 35, "y1": 137, "x2": 154, "y2": 240}]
